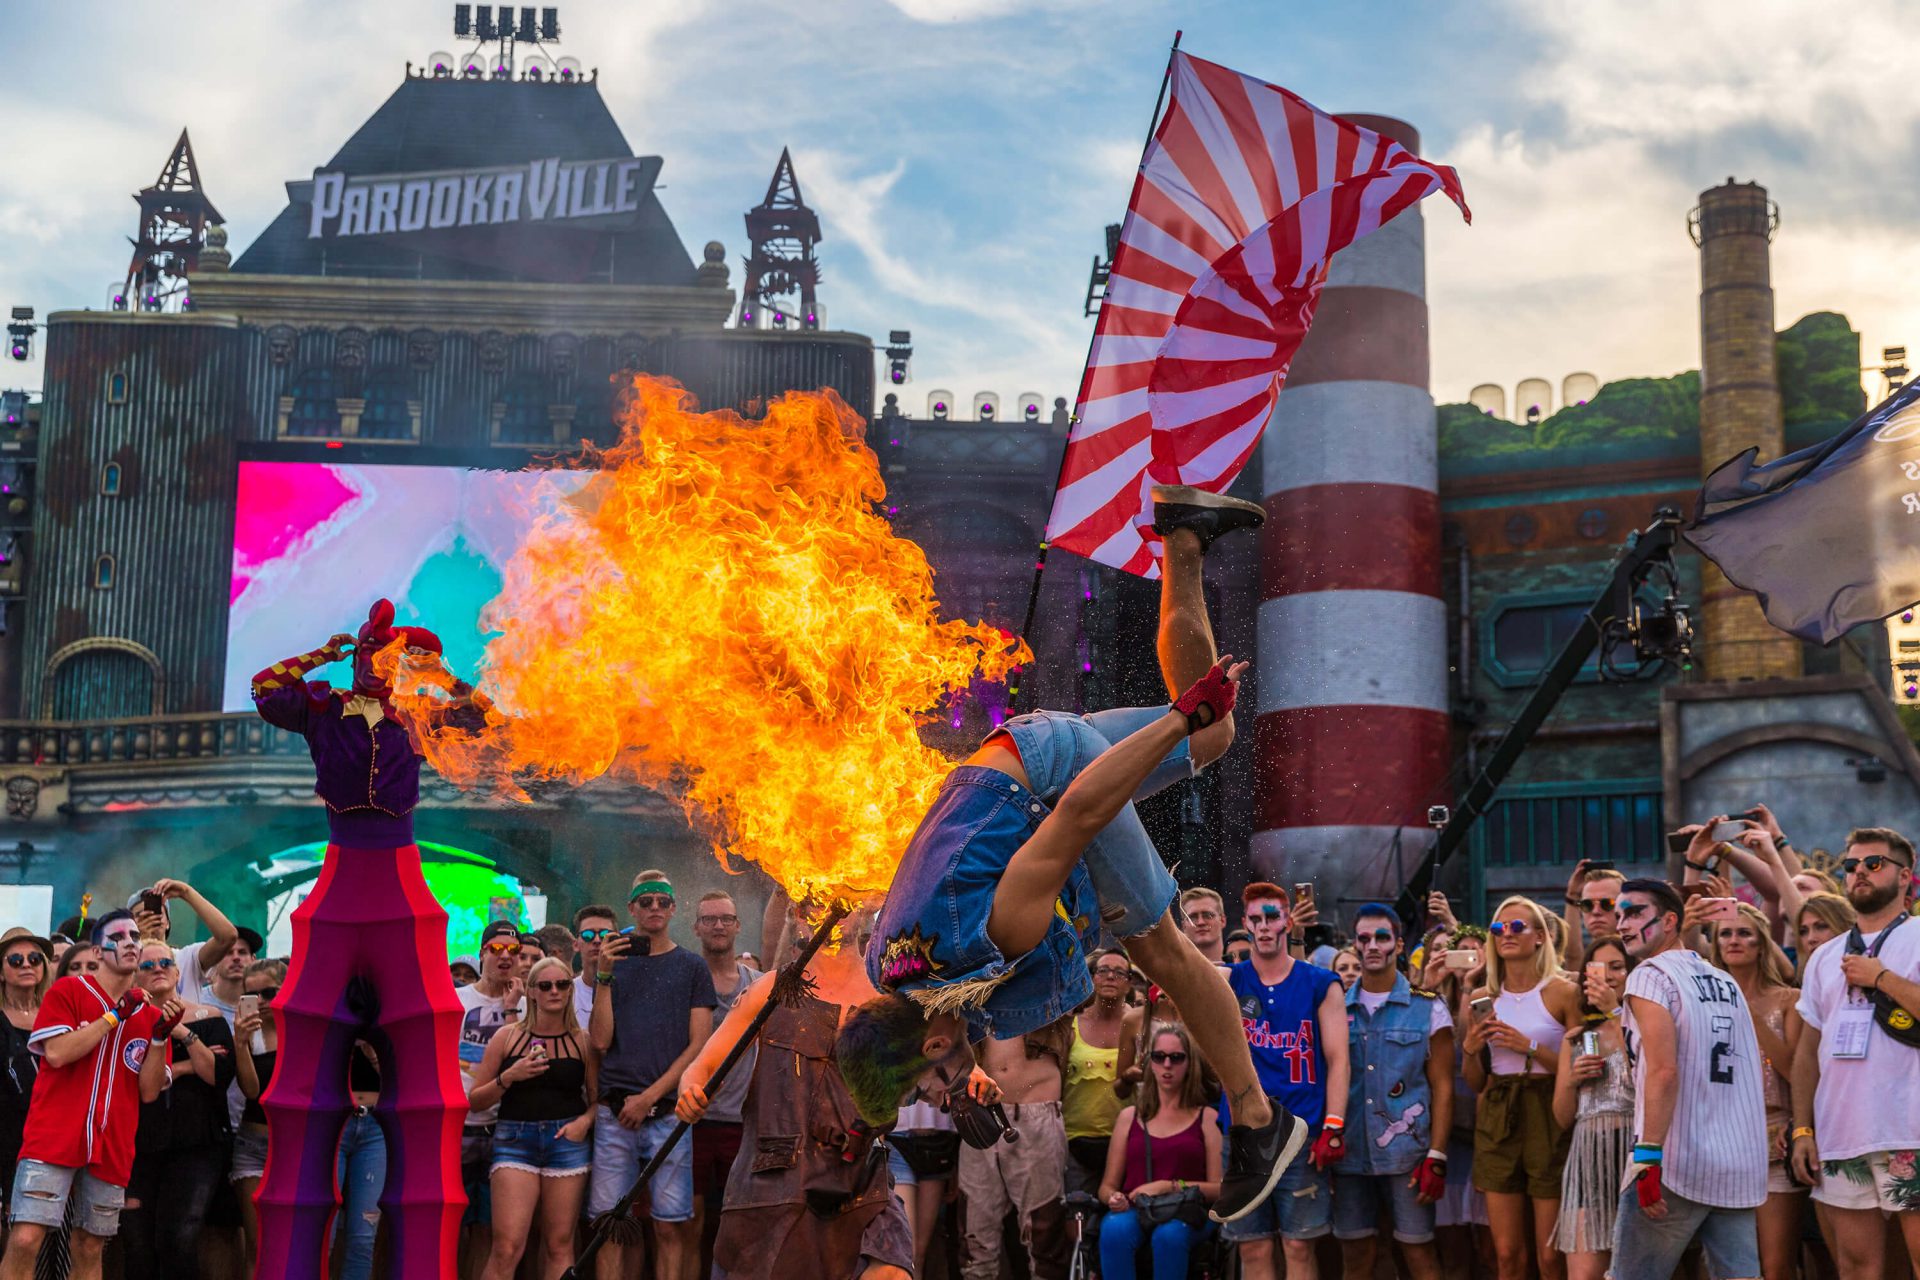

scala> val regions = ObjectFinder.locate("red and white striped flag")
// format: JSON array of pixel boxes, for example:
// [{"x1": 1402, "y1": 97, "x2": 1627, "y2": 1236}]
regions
[{"x1": 1047, "y1": 52, "x2": 1470, "y2": 576}]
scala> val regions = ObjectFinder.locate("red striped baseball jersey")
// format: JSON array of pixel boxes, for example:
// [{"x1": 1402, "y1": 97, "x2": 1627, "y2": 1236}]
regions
[
  {"x1": 21, "y1": 975, "x2": 169, "y2": 1186},
  {"x1": 1623, "y1": 949, "x2": 1768, "y2": 1208}
]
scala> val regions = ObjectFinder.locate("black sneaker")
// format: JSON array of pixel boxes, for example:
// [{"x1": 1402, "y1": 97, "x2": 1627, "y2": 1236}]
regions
[
  {"x1": 1150, "y1": 484, "x2": 1266, "y2": 554},
  {"x1": 1211, "y1": 1098, "x2": 1308, "y2": 1224}
]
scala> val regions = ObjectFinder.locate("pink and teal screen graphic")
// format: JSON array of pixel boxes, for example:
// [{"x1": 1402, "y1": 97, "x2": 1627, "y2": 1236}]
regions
[{"x1": 224, "y1": 461, "x2": 584, "y2": 711}]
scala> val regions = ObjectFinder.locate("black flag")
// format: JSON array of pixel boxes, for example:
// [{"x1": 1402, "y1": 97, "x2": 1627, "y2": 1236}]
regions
[{"x1": 1687, "y1": 380, "x2": 1920, "y2": 644}]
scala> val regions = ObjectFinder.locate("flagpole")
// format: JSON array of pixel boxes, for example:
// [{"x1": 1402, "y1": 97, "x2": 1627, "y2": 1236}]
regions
[{"x1": 1008, "y1": 29, "x2": 1181, "y2": 713}]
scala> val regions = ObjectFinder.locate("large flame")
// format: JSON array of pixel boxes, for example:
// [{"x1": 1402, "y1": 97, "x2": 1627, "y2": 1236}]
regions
[{"x1": 383, "y1": 377, "x2": 1029, "y2": 902}]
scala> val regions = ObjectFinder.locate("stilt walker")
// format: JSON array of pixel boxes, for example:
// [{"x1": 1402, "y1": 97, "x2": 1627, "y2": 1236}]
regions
[{"x1": 249, "y1": 599, "x2": 485, "y2": 1280}]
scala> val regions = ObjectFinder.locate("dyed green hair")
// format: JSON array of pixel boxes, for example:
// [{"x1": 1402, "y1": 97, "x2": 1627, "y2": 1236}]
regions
[{"x1": 835, "y1": 993, "x2": 935, "y2": 1127}]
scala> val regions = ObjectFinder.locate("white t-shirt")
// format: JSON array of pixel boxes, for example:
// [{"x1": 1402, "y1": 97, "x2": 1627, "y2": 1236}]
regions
[
  {"x1": 1623, "y1": 949, "x2": 1767, "y2": 1208},
  {"x1": 173, "y1": 942, "x2": 216, "y2": 1008},
  {"x1": 572, "y1": 974, "x2": 595, "y2": 1028},
  {"x1": 1356, "y1": 984, "x2": 1454, "y2": 1035},
  {"x1": 457, "y1": 983, "x2": 522, "y2": 1125},
  {"x1": 1795, "y1": 918, "x2": 1920, "y2": 1161}
]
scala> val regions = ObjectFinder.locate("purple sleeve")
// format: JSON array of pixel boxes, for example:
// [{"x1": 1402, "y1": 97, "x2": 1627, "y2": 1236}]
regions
[{"x1": 254, "y1": 681, "x2": 328, "y2": 735}]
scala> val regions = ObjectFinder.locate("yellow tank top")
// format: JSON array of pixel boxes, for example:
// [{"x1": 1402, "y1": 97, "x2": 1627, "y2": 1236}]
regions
[{"x1": 1063, "y1": 1017, "x2": 1123, "y2": 1140}]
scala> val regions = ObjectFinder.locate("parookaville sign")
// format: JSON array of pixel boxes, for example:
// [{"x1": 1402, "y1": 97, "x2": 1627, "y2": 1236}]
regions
[{"x1": 300, "y1": 155, "x2": 654, "y2": 239}]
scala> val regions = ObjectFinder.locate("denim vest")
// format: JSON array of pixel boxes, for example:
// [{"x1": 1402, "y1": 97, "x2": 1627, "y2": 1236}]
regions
[
  {"x1": 866, "y1": 766, "x2": 1100, "y2": 1038},
  {"x1": 1343, "y1": 973, "x2": 1435, "y2": 1175}
]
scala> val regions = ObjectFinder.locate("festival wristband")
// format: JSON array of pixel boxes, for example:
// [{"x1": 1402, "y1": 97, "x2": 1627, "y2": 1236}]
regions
[
  {"x1": 1631, "y1": 1143, "x2": 1663, "y2": 1164},
  {"x1": 1684, "y1": 858, "x2": 1717, "y2": 873},
  {"x1": 1426, "y1": 1148, "x2": 1447, "y2": 1162},
  {"x1": 1791, "y1": 1126, "x2": 1814, "y2": 1141},
  {"x1": 1321, "y1": 1115, "x2": 1345, "y2": 1130},
  {"x1": 101, "y1": 1010, "x2": 121, "y2": 1030}
]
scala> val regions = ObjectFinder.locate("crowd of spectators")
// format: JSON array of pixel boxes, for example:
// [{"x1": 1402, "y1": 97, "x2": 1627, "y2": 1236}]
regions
[{"x1": 0, "y1": 805, "x2": 1914, "y2": 1280}]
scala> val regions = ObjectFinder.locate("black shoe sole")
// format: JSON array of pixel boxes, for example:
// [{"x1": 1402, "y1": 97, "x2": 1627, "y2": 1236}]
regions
[
  {"x1": 1149, "y1": 485, "x2": 1266, "y2": 553},
  {"x1": 1209, "y1": 1113, "x2": 1308, "y2": 1225}
]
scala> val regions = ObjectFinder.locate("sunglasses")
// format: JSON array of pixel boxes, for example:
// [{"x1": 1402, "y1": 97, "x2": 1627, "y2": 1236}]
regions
[
  {"x1": 1094, "y1": 966, "x2": 1130, "y2": 978},
  {"x1": 1356, "y1": 928, "x2": 1396, "y2": 945},
  {"x1": 4, "y1": 953, "x2": 45, "y2": 969},
  {"x1": 1842, "y1": 854, "x2": 1911, "y2": 876},
  {"x1": 1148, "y1": 1050, "x2": 1189, "y2": 1065},
  {"x1": 697, "y1": 914, "x2": 739, "y2": 926},
  {"x1": 1582, "y1": 897, "x2": 1618, "y2": 913},
  {"x1": 1249, "y1": 906, "x2": 1285, "y2": 922},
  {"x1": 482, "y1": 941, "x2": 521, "y2": 956},
  {"x1": 532, "y1": 979, "x2": 570, "y2": 992},
  {"x1": 576, "y1": 928, "x2": 615, "y2": 942},
  {"x1": 1488, "y1": 920, "x2": 1533, "y2": 937},
  {"x1": 631, "y1": 895, "x2": 674, "y2": 910},
  {"x1": 253, "y1": 985, "x2": 281, "y2": 1002},
  {"x1": 137, "y1": 958, "x2": 175, "y2": 972}
]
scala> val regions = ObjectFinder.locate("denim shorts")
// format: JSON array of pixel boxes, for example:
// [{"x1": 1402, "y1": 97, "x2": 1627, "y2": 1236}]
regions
[
  {"x1": 588, "y1": 1107, "x2": 692, "y2": 1223},
  {"x1": 1611, "y1": 1186, "x2": 1758, "y2": 1279},
  {"x1": 1220, "y1": 1152, "x2": 1331, "y2": 1241},
  {"x1": 9, "y1": 1159, "x2": 125, "y2": 1236},
  {"x1": 1331, "y1": 1170, "x2": 1435, "y2": 1244},
  {"x1": 230, "y1": 1127, "x2": 270, "y2": 1183},
  {"x1": 493, "y1": 1117, "x2": 592, "y2": 1178},
  {"x1": 998, "y1": 706, "x2": 1189, "y2": 941}
]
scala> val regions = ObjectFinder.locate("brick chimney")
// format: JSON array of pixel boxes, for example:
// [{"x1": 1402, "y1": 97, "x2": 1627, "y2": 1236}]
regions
[{"x1": 1692, "y1": 178, "x2": 1800, "y2": 681}]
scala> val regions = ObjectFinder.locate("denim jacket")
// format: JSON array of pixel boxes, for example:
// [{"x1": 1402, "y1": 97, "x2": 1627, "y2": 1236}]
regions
[
  {"x1": 1343, "y1": 973, "x2": 1436, "y2": 1176},
  {"x1": 866, "y1": 766, "x2": 1101, "y2": 1039}
]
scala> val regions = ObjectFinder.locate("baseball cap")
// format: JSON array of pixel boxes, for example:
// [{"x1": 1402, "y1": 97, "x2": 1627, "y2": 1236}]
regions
[
  {"x1": 450, "y1": 954, "x2": 480, "y2": 971},
  {"x1": 234, "y1": 926, "x2": 265, "y2": 956},
  {"x1": 480, "y1": 920, "x2": 522, "y2": 947}
]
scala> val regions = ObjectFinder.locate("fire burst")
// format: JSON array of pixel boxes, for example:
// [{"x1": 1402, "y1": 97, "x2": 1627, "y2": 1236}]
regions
[{"x1": 382, "y1": 376, "x2": 1029, "y2": 903}]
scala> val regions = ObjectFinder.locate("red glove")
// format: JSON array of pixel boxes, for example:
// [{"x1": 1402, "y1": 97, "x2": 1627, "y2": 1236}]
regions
[
  {"x1": 113, "y1": 989, "x2": 149, "y2": 1023},
  {"x1": 150, "y1": 1007, "x2": 181, "y2": 1038},
  {"x1": 1412, "y1": 1154, "x2": 1447, "y2": 1203},
  {"x1": 1173, "y1": 658, "x2": 1239, "y2": 735},
  {"x1": 1634, "y1": 1160, "x2": 1664, "y2": 1211},
  {"x1": 1308, "y1": 1122, "x2": 1347, "y2": 1169}
]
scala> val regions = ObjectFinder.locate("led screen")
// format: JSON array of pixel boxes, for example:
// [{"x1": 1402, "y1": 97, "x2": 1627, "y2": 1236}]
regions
[{"x1": 224, "y1": 460, "x2": 584, "y2": 711}]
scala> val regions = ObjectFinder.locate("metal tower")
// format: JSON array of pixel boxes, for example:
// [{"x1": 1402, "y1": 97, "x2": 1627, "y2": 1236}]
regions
[
  {"x1": 123, "y1": 129, "x2": 224, "y2": 311},
  {"x1": 739, "y1": 148, "x2": 822, "y2": 327}
]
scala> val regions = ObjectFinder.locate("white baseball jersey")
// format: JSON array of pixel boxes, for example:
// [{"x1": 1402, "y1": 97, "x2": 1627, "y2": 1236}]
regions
[{"x1": 1623, "y1": 948, "x2": 1768, "y2": 1208}]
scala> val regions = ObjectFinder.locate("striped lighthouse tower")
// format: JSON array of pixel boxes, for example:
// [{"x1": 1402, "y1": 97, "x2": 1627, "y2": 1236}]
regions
[{"x1": 1250, "y1": 114, "x2": 1451, "y2": 902}]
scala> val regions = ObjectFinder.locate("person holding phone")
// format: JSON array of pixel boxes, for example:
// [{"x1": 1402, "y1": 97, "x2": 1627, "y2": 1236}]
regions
[
  {"x1": 231, "y1": 958, "x2": 285, "y2": 1277},
  {"x1": 587, "y1": 871, "x2": 716, "y2": 1280},
  {"x1": 1461, "y1": 896, "x2": 1577, "y2": 1280},
  {"x1": 1549, "y1": 937, "x2": 1633, "y2": 1280}
]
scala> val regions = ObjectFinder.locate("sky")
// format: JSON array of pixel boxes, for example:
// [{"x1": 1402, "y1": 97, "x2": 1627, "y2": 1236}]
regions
[{"x1": 2, "y1": 0, "x2": 1915, "y2": 418}]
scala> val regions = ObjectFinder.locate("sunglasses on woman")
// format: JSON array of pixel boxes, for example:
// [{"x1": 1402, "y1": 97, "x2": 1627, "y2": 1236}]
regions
[
  {"x1": 137, "y1": 958, "x2": 176, "y2": 971},
  {"x1": 4, "y1": 953, "x2": 45, "y2": 969},
  {"x1": 1148, "y1": 1050, "x2": 1189, "y2": 1065},
  {"x1": 1488, "y1": 920, "x2": 1533, "y2": 937},
  {"x1": 532, "y1": 979, "x2": 570, "y2": 992}
]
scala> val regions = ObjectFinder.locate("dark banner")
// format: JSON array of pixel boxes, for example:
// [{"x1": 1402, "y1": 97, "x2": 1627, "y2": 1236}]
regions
[{"x1": 1687, "y1": 380, "x2": 1920, "y2": 643}]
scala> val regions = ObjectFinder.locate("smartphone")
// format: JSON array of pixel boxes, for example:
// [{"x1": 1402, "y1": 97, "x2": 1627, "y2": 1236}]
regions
[
  {"x1": 1680, "y1": 882, "x2": 1710, "y2": 902},
  {"x1": 1291, "y1": 883, "x2": 1314, "y2": 910},
  {"x1": 1666, "y1": 831, "x2": 1692, "y2": 855},
  {"x1": 1702, "y1": 896, "x2": 1739, "y2": 922},
  {"x1": 1469, "y1": 995, "x2": 1493, "y2": 1020},
  {"x1": 1585, "y1": 961, "x2": 1609, "y2": 983},
  {"x1": 1444, "y1": 950, "x2": 1476, "y2": 972},
  {"x1": 1708, "y1": 819, "x2": 1750, "y2": 843},
  {"x1": 238, "y1": 994, "x2": 261, "y2": 1021},
  {"x1": 140, "y1": 889, "x2": 165, "y2": 917}
]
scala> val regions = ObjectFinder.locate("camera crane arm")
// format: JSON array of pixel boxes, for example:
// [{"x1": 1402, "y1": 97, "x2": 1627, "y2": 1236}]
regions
[{"x1": 1395, "y1": 507, "x2": 1690, "y2": 923}]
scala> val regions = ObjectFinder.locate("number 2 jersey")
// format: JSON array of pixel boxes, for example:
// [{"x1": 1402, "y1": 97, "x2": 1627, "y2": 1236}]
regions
[{"x1": 1622, "y1": 948, "x2": 1767, "y2": 1208}]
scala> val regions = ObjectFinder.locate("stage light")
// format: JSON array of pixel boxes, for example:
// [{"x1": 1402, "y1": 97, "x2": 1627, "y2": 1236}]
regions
[
  {"x1": 429, "y1": 51, "x2": 454, "y2": 76},
  {"x1": 740, "y1": 305, "x2": 754, "y2": 326},
  {"x1": 5, "y1": 307, "x2": 31, "y2": 362},
  {"x1": 772, "y1": 309, "x2": 788, "y2": 329},
  {"x1": 884, "y1": 329, "x2": 912, "y2": 386},
  {"x1": 112, "y1": 293, "x2": 127, "y2": 311}
]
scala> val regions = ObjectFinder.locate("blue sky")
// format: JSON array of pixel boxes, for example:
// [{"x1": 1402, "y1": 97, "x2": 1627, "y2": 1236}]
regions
[{"x1": 4, "y1": 0, "x2": 1914, "y2": 417}]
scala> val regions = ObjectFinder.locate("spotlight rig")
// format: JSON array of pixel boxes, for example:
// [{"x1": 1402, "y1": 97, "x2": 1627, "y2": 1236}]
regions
[
  {"x1": 6, "y1": 308, "x2": 33, "y2": 362},
  {"x1": 885, "y1": 330, "x2": 912, "y2": 386}
]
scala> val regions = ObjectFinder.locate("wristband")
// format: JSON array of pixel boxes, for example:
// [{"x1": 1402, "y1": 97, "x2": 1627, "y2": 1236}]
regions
[
  {"x1": 101, "y1": 1010, "x2": 121, "y2": 1030},
  {"x1": 1684, "y1": 857, "x2": 1717, "y2": 873},
  {"x1": 1791, "y1": 1126, "x2": 1814, "y2": 1141},
  {"x1": 1631, "y1": 1143, "x2": 1663, "y2": 1164},
  {"x1": 1321, "y1": 1115, "x2": 1345, "y2": 1131},
  {"x1": 595, "y1": 971, "x2": 613, "y2": 983},
  {"x1": 1426, "y1": 1148, "x2": 1448, "y2": 1162}
]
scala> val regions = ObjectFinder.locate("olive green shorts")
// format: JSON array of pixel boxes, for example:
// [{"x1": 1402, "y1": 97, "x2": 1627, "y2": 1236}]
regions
[{"x1": 1472, "y1": 1074, "x2": 1571, "y2": 1199}]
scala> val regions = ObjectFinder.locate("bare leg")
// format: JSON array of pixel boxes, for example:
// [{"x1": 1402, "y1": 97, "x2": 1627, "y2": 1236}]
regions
[
  {"x1": 1483, "y1": 1192, "x2": 1531, "y2": 1280},
  {"x1": 1122, "y1": 912, "x2": 1272, "y2": 1128},
  {"x1": 1157, "y1": 528, "x2": 1235, "y2": 768},
  {"x1": 1530, "y1": 1197, "x2": 1565, "y2": 1280},
  {"x1": 1826, "y1": 1206, "x2": 1885, "y2": 1280}
]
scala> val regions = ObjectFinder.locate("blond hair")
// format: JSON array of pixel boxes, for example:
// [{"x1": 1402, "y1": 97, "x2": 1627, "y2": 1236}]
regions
[
  {"x1": 516, "y1": 956, "x2": 581, "y2": 1035},
  {"x1": 1710, "y1": 902, "x2": 1795, "y2": 990},
  {"x1": 1485, "y1": 895, "x2": 1558, "y2": 993}
]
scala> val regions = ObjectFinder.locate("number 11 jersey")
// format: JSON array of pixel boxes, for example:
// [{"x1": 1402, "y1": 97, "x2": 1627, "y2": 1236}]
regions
[{"x1": 1623, "y1": 947, "x2": 1768, "y2": 1208}]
